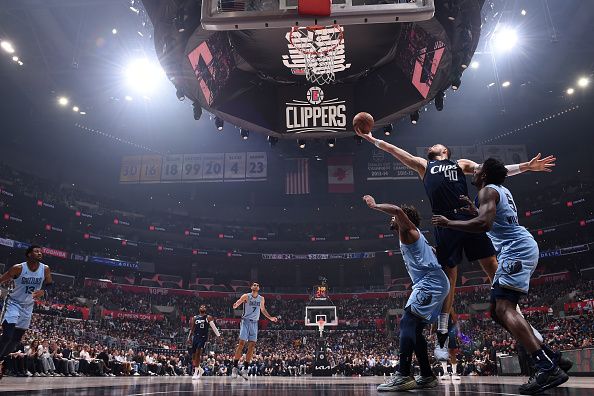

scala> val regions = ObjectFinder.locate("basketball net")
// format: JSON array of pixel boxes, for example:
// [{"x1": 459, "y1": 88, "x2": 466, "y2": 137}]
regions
[
  {"x1": 316, "y1": 318, "x2": 326, "y2": 337},
  {"x1": 289, "y1": 24, "x2": 344, "y2": 85}
]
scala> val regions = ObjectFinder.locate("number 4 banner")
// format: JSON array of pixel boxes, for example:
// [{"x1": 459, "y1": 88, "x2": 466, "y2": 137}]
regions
[{"x1": 224, "y1": 153, "x2": 246, "y2": 180}]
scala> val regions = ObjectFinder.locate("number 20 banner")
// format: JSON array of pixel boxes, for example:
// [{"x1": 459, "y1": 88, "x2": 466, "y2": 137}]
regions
[{"x1": 120, "y1": 152, "x2": 267, "y2": 184}]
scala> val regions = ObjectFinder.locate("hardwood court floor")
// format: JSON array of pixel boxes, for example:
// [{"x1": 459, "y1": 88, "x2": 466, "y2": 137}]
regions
[{"x1": 0, "y1": 375, "x2": 592, "y2": 395}]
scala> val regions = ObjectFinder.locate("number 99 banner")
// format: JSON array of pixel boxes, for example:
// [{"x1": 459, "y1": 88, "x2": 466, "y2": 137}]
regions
[{"x1": 120, "y1": 152, "x2": 267, "y2": 184}]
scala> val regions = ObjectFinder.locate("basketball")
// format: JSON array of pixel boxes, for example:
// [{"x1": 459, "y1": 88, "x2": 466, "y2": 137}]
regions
[{"x1": 353, "y1": 112, "x2": 374, "y2": 135}]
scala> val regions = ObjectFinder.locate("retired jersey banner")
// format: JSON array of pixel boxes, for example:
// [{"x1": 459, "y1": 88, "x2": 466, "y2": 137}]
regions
[
  {"x1": 328, "y1": 156, "x2": 354, "y2": 193},
  {"x1": 366, "y1": 149, "x2": 417, "y2": 180}
]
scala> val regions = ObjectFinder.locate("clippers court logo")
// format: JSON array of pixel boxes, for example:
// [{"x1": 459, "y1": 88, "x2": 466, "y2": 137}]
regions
[
  {"x1": 283, "y1": 26, "x2": 351, "y2": 76},
  {"x1": 286, "y1": 87, "x2": 347, "y2": 134}
]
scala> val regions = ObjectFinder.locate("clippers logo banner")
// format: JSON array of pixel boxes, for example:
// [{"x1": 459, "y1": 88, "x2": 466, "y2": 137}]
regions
[
  {"x1": 282, "y1": 86, "x2": 352, "y2": 135},
  {"x1": 283, "y1": 26, "x2": 351, "y2": 76}
]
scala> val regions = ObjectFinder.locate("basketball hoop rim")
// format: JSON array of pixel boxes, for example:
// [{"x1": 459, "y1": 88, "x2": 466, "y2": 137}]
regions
[{"x1": 289, "y1": 24, "x2": 344, "y2": 56}]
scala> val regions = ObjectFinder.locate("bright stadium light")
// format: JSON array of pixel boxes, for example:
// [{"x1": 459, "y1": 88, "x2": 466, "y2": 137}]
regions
[
  {"x1": 493, "y1": 27, "x2": 518, "y2": 51},
  {"x1": 125, "y1": 95, "x2": 133, "y2": 101},
  {"x1": 124, "y1": 58, "x2": 165, "y2": 93},
  {"x1": 502, "y1": 81, "x2": 511, "y2": 87},
  {"x1": 521, "y1": 9, "x2": 527, "y2": 16},
  {"x1": 72, "y1": 106, "x2": 79, "y2": 112},
  {"x1": 566, "y1": 88, "x2": 575, "y2": 95},
  {"x1": 470, "y1": 61, "x2": 479, "y2": 69},
  {"x1": 1, "y1": 41, "x2": 15, "y2": 54},
  {"x1": 112, "y1": 28, "x2": 118, "y2": 35},
  {"x1": 577, "y1": 77, "x2": 589, "y2": 88},
  {"x1": 58, "y1": 97, "x2": 69, "y2": 106},
  {"x1": 12, "y1": 56, "x2": 18, "y2": 62}
]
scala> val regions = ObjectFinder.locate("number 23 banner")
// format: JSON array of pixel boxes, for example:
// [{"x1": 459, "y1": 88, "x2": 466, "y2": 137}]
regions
[{"x1": 120, "y1": 152, "x2": 267, "y2": 184}]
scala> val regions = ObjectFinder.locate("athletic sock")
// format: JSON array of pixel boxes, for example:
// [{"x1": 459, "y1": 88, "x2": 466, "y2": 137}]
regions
[
  {"x1": 441, "y1": 361, "x2": 448, "y2": 375},
  {"x1": 541, "y1": 344, "x2": 560, "y2": 362},
  {"x1": 233, "y1": 359, "x2": 239, "y2": 368},
  {"x1": 531, "y1": 349, "x2": 555, "y2": 372},
  {"x1": 452, "y1": 363, "x2": 457, "y2": 375},
  {"x1": 437, "y1": 313, "x2": 449, "y2": 333}
]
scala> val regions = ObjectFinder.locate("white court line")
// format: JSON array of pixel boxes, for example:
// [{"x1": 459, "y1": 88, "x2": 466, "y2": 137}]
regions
[{"x1": 126, "y1": 388, "x2": 526, "y2": 396}]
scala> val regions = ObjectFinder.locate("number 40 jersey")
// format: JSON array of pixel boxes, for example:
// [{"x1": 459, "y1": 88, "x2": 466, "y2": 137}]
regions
[{"x1": 423, "y1": 159, "x2": 469, "y2": 216}]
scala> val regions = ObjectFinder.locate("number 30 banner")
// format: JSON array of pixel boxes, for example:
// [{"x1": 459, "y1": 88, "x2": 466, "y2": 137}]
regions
[{"x1": 120, "y1": 152, "x2": 267, "y2": 184}]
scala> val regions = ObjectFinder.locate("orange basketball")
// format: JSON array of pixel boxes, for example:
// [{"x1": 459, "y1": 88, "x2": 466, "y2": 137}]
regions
[{"x1": 353, "y1": 112, "x2": 374, "y2": 134}]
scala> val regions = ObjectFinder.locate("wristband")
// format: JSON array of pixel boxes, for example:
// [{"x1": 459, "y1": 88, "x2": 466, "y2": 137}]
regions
[
  {"x1": 374, "y1": 139, "x2": 383, "y2": 148},
  {"x1": 505, "y1": 164, "x2": 521, "y2": 176}
]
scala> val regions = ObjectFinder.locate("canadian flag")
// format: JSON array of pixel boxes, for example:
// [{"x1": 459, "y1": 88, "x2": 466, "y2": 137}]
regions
[{"x1": 328, "y1": 156, "x2": 354, "y2": 193}]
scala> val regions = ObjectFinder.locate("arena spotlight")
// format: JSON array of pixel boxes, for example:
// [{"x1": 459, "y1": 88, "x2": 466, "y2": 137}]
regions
[
  {"x1": 214, "y1": 117, "x2": 224, "y2": 131},
  {"x1": 112, "y1": 28, "x2": 118, "y2": 35},
  {"x1": 327, "y1": 138, "x2": 336, "y2": 148},
  {"x1": 12, "y1": 56, "x2": 18, "y2": 62},
  {"x1": 566, "y1": 88, "x2": 575, "y2": 95},
  {"x1": 72, "y1": 106, "x2": 79, "y2": 112},
  {"x1": 240, "y1": 128, "x2": 250, "y2": 140},
  {"x1": 1, "y1": 41, "x2": 15, "y2": 54},
  {"x1": 175, "y1": 7, "x2": 186, "y2": 32},
  {"x1": 124, "y1": 58, "x2": 164, "y2": 93},
  {"x1": 451, "y1": 76, "x2": 461, "y2": 91},
  {"x1": 410, "y1": 110, "x2": 420, "y2": 124},
  {"x1": 298, "y1": 139, "x2": 306, "y2": 149},
  {"x1": 521, "y1": 9, "x2": 527, "y2": 16},
  {"x1": 175, "y1": 87, "x2": 185, "y2": 101},
  {"x1": 470, "y1": 61, "x2": 479, "y2": 69},
  {"x1": 192, "y1": 102, "x2": 202, "y2": 120},
  {"x1": 57, "y1": 97, "x2": 69, "y2": 106},
  {"x1": 267, "y1": 135, "x2": 278, "y2": 147},
  {"x1": 577, "y1": 77, "x2": 589, "y2": 88},
  {"x1": 435, "y1": 91, "x2": 444, "y2": 111},
  {"x1": 502, "y1": 81, "x2": 511, "y2": 87},
  {"x1": 383, "y1": 124, "x2": 393, "y2": 136},
  {"x1": 493, "y1": 27, "x2": 518, "y2": 51}
]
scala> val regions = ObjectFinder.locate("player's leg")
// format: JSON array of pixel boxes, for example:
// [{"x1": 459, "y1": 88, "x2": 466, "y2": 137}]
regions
[
  {"x1": 412, "y1": 320, "x2": 438, "y2": 389},
  {"x1": 240, "y1": 321, "x2": 257, "y2": 378},
  {"x1": 192, "y1": 346, "x2": 203, "y2": 379},
  {"x1": 232, "y1": 339, "x2": 246, "y2": 378},
  {"x1": 377, "y1": 310, "x2": 418, "y2": 392},
  {"x1": 245, "y1": 341, "x2": 256, "y2": 374}
]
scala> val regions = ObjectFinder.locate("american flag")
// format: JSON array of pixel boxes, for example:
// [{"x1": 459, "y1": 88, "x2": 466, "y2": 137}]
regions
[{"x1": 285, "y1": 158, "x2": 309, "y2": 195}]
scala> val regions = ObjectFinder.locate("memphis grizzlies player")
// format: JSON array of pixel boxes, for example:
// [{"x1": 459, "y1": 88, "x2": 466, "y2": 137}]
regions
[
  {"x1": 355, "y1": 127, "x2": 555, "y2": 345},
  {"x1": 187, "y1": 304, "x2": 220, "y2": 379},
  {"x1": 231, "y1": 282, "x2": 277, "y2": 380},
  {"x1": 0, "y1": 245, "x2": 53, "y2": 380},
  {"x1": 363, "y1": 195, "x2": 449, "y2": 392},
  {"x1": 432, "y1": 158, "x2": 569, "y2": 394}
]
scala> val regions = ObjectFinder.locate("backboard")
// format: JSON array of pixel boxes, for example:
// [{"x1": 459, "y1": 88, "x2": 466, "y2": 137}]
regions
[
  {"x1": 201, "y1": 0, "x2": 435, "y2": 30},
  {"x1": 305, "y1": 305, "x2": 338, "y2": 327}
]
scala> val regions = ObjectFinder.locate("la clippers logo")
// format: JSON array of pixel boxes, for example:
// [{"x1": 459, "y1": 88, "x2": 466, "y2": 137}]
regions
[
  {"x1": 282, "y1": 26, "x2": 351, "y2": 76},
  {"x1": 285, "y1": 87, "x2": 347, "y2": 134}
]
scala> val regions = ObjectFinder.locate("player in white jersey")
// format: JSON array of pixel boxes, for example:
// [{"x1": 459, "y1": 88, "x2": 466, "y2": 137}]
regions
[
  {"x1": 0, "y1": 245, "x2": 53, "y2": 380},
  {"x1": 432, "y1": 158, "x2": 568, "y2": 394},
  {"x1": 231, "y1": 282, "x2": 277, "y2": 380}
]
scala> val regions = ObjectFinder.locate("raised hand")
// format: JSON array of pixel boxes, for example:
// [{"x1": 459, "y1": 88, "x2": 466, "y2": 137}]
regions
[
  {"x1": 362, "y1": 195, "x2": 376, "y2": 208},
  {"x1": 527, "y1": 153, "x2": 556, "y2": 172}
]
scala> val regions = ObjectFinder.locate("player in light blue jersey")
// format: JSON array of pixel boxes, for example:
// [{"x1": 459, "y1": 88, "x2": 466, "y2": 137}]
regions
[
  {"x1": 0, "y1": 245, "x2": 53, "y2": 380},
  {"x1": 364, "y1": 195, "x2": 449, "y2": 392},
  {"x1": 432, "y1": 158, "x2": 568, "y2": 395},
  {"x1": 231, "y1": 282, "x2": 277, "y2": 380}
]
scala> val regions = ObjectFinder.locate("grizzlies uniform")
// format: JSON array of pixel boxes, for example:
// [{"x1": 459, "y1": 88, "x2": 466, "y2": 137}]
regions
[
  {"x1": 239, "y1": 294, "x2": 261, "y2": 341},
  {"x1": 4, "y1": 262, "x2": 46, "y2": 329},
  {"x1": 191, "y1": 314, "x2": 209, "y2": 353},
  {"x1": 401, "y1": 230, "x2": 450, "y2": 322},
  {"x1": 423, "y1": 159, "x2": 495, "y2": 268},
  {"x1": 482, "y1": 184, "x2": 539, "y2": 301}
]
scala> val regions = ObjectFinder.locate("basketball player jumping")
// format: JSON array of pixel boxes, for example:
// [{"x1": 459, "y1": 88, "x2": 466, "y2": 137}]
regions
[
  {"x1": 231, "y1": 282, "x2": 277, "y2": 380},
  {"x1": 355, "y1": 129, "x2": 555, "y2": 345},
  {"x1": 187, "y1": 304, "x2": 220, "y2": 379},
  {"x1": 434, "y1": 310, "x2": 461, "y2": 381},
  {"x1": 0, "y1": 245, "x2": 53, "y2": 380},
  {"x1": 432, "y1": 158, "x2": 568, "y2": 394},
  {"x1": 364, "y1": 195, "x2": 449, "y2": 391}
]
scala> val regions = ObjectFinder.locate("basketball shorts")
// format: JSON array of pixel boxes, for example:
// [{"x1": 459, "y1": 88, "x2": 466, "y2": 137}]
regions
[
  {"x1": 491, "y1": 246, "x2": 539, "y2": 303},
  {"x1": 191, "y1": 336, "x2": 208, "y2": 354},
  {"x1": 239, "y1": 319, "x2": 258, "y2": 342},
  {"x1": 3, "y1": 299, "x2": 33, "y2": 329},
  {"x1": 406, "y1": 269, "x2": 450, "y2": 323},
  {"x1": 434, "y1": 226, "x2": 496, "y2": 268}
]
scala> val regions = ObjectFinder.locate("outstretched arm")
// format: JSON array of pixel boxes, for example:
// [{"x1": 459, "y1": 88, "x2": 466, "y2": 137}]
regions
[
  {"x1": 431, "y1": 187, "x2": 498, "y2": 233},
  {"x1": 207, "y1": 315, "x2": 221, "y2": 337},
  {"x1": 355, "y1": 130, "x2": 427, "y2": 177},
  {"x1": 458, "y1": 153, "x2": 556, "y2": 176},
  {"x1": 260, "y1": 297, "x2": 278, "y2": 322},
  {"x1": 232, "y1": 294, "x2": 248, "y2": 309},
  {"x1": 362, "y1": 195, "x2": 419, "y2": 244}
]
